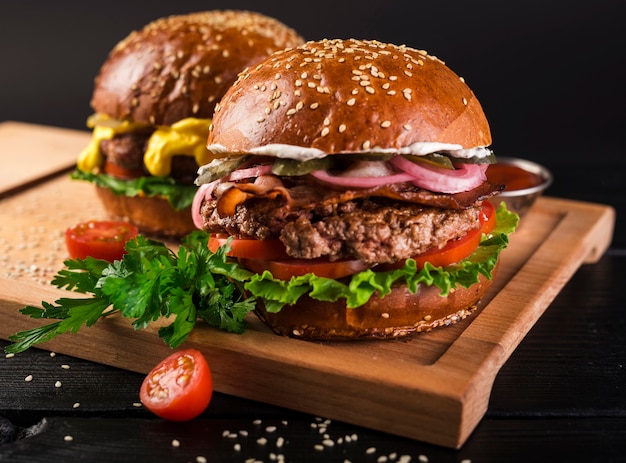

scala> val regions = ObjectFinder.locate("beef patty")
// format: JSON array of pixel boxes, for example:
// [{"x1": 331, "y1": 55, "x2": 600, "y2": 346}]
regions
[{"x1": 200, "y1": 195, "x2": 482, "y2": 264}]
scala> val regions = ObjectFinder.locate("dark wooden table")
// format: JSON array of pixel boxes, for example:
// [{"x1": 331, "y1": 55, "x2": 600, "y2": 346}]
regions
[{"x1": 1, "y1": 157, "x2": 625, "y2": 463}]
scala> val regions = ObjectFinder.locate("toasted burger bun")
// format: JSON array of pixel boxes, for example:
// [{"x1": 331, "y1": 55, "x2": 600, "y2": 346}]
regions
[
  {"x1": 255, "y1": 270, "x2": 495, "y2": 340},
  {"x1": 80, "y1": 11, "x2": 304, "y2": 237},
  {"x1": 92, "y1": 10, "x2": 304, "y2": 126},
  {"x1": 207, "y1": 38, "x2": 491, "y2": 155},
  {"x1": 196, "y1": 38, "x2": 503, "y2": 340}
]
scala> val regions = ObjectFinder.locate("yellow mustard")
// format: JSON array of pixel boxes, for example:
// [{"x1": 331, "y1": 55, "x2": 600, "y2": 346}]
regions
[{"x1": 77, "y1": 114, "x2": 213, "y2": 176}]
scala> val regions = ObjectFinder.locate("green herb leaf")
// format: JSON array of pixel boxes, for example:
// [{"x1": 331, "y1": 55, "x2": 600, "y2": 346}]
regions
[{"x1": 5, "y1": 231, "x2": 256, "y2": 354}]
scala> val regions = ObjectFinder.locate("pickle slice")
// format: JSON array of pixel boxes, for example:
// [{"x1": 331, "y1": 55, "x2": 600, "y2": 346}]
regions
[
  {"x1": 271, "y1": 157, "x2": 333, "y2": 176},
  {"x1": 195, "y1": 156, "x2": 250, "y2": 184},
  {"x1": 403, "y1": 153, "x2": 455, "y2": 169}
]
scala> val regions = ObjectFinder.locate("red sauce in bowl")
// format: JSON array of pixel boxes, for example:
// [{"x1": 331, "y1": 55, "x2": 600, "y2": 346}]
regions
[{"x1": 486, "y1": 163, "x2": 545, "y2": 192}]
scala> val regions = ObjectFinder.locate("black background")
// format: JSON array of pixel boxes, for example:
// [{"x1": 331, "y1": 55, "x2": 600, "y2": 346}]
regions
[{"x1": 1, "y1": 1, "x2": 624, "y2": 184}]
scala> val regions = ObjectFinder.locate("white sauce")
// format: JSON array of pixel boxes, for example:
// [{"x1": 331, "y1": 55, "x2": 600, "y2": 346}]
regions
[{"x1": 206, "y1": 142, "x2": 491, "y2": 162}]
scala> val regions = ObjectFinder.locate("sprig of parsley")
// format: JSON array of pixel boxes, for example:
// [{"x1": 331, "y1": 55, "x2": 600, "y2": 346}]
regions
[{"x1": 5, "y1": 231, "x2": 255, "y2": 354}]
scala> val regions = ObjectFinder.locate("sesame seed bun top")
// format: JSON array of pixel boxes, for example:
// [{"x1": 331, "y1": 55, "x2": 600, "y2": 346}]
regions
[
  {"x1": 91, "y1": 10, "x2": 304, "y2": 126},
  {"x1": 207, "y1": 38, "x2": 492, "y2": 156}
]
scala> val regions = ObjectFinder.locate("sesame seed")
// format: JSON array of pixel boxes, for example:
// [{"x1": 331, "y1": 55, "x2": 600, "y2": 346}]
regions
[
  {"x1": 286, "y1": 109, "x2": 297, "y2": 116},
  {"x1": 295, "y1": 79, "x2": 303, "y2": 87},
  {"x1": 133, "y1": 402, "x2": 142, "y2": 407},
  {"x1": 462, "y1": 97, "x2": 468, "y2": 105},
  {"x1": 64, "y1": 435, "x2": 73, "y2": 442},
  {"x1": 266, "y1": 426, "x2": 277, "y2": 433},
  {"x1": 380, "y1": 120, "x2": 391, "y2": 128},
  {"x1": 323, "y1": 117, "x2": 331, "y2": 126},
  {"x1": 25, "y1": 375, "x2": 33, "y2": 382},
  {"x1": 322, "y1": 439, "x2": 335, "y2": 447},
  {"x1": 307, "y1": 82, "x2": 316, "y2": 88},
  {"x1": 389, "y1": 75, "x2": 398, "y2": 81},
  {"x1": 55, "y1": 381, "x2": 62, "y2": 388},
  {"x1": 234, "y1": 443, "x2": 241, "y2": 451},
  {"x1": 296, "y1": 101, "x2": 304, "y2": 111},
  {"x1": 257, "y1": 437, "x2": 268, "y2": 445},
  {"x1": 366, "y1": 447, "x2": 377, "y2": 455},
  {"x1": 73, "y1": 402, "x2": 80, "y2": 409},
  {"x1": 321, "y1": 127, "x2": 330, "y2": 137},
  {"x1": 381, "y1": 312, "x2": 390, "y2": 318},
  {"x1": 196, "y1": 456, "x2": 207, "y2": 463},
  {"x1": 310, "y1": 102, "x2": 319, "y2": 109},
  {"x1": 171, "y1": 439, "x2": 180, "y2": 447},
  {"x1": 362, "y1": 140, "x2": 371, "y2": 150},
  {"x1": 314, "y1": 444, "x2": 324, "y2": 451},
  {"x1": 338, "y1": 124, "x2": 347, "y2": 133},
  {"x1": 347, "y1": 98, "x2": 356, "y2": 106},
  {"x1": 365, "y1": 86, "x2": 375, "y2": 94},
  {"x1": 5, "y1": 353, "x2": 14, "y2": 359},
  {"x1": 418, "y1": 455, "x2": 429, "y2": 462}
]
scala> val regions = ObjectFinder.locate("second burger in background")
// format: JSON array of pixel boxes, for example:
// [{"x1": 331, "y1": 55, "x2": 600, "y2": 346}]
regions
[{"x1": 75, "y1": 10, "x2": 304, "y2": 237}]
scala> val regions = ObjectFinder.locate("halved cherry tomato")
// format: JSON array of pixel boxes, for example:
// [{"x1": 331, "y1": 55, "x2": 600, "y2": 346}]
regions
[
  {"x1": 139, "y1": 348, "x2": 213, "y2": 422},
  {"x1": 65, "y1": 220, "x2": 139, "y2": 262},
  {"x1": 240, "y1": 257, "x2": 370, "y2": 280},
  {"x1": 209, "y1": 234, "x2": 290, "y2": 260},
  {"x1": 378, "y1": 201, "x2": 497, "y2": 271}
]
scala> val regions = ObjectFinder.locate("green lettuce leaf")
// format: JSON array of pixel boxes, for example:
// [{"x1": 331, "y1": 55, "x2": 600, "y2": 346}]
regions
[
  {"x1": 244, "y1": 202, "x2": 519, "y2": 312},
  {"x1": 71, "y1": 169, "x2": 197, "y2": 210}
]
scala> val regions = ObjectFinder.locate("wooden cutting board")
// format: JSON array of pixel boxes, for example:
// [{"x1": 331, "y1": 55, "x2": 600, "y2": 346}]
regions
[{"x1": 0, "y1": 121, "x2": 616, "y2": 448}]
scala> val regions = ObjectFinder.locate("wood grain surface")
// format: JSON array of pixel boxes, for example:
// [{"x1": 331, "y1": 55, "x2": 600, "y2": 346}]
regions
[{"x1": 0, "y1": 122, "x2": 616, "y2": 448}]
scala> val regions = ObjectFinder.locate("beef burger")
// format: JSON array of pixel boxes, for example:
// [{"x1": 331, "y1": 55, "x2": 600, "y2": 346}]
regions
[
  {"x1": 192, "y1": 38, "x2": 518, "y2": 340},
  {"x1": 75, "y1": 10, "x2": 303, "y2": 237}
]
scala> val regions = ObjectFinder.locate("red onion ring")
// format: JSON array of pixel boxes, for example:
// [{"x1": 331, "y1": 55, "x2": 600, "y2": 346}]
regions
[
  {"x1": 389, "y1": 156, "x2": 487, "y2": 193},
  {"x1": 309, "y1": 169, "x2": 415, "y2": 188},
  {"x1": 227, "y1": 164, "x2": 273, "y2": 181},
  {"x1": 192, "y1": 181, "x2": 217, "y2": 229}
]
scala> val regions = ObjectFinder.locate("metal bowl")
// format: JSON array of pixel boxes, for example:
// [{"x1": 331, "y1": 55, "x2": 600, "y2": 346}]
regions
[{"x1": 489, "y1": 157, "x2": 553, "y2": 218}]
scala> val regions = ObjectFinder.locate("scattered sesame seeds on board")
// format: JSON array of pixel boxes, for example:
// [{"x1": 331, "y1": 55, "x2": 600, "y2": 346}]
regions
[{"x1": 0, "y1": 173, "x2": 110, "y2": 286}]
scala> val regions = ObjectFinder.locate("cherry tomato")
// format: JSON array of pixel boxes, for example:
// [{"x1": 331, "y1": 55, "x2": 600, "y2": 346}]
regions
[
  {"x1": 209, "y1": 234, "x2": 290, "y2": 260},
  {"x1": 240, "y1": 256, "x2": 369, "y2": 280},
  {"x1": 65, "y1": 220, "x2": 139, "y2": 262},
  {"x1": 139, "y1": 349, "x2": 213, "y2": 422}
]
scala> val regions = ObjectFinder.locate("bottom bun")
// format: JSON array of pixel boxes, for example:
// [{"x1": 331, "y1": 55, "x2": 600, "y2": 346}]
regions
[
  {"x1": 95, "y1": 186, "x2": 196, "y2": 238},
  {"x1": 254, "y1": 271, "x2": 495, "y2": 340}
]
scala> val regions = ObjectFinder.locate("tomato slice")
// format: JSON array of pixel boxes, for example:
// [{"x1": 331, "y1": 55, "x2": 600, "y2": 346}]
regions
[
  {"x1": 104, "y1": 161, "x2": 145, "y2": 179},
  {"x1": 240, "y1": 257, "x2": 369, "y2": 280},
  {"x1": 65, "y1": 220, "x2": 139, "y2": 262},
  {"x1": 209, "y1": 234, "x2": 290, "y2": 260},
  {"x1": 139, "y1": 349, "x2": 213, "y2": 422}
]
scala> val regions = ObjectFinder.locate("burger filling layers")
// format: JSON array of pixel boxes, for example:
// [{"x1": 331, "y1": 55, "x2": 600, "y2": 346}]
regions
[{"x1": 193, "y1": 153, "x2": 503, "y2": 270}]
